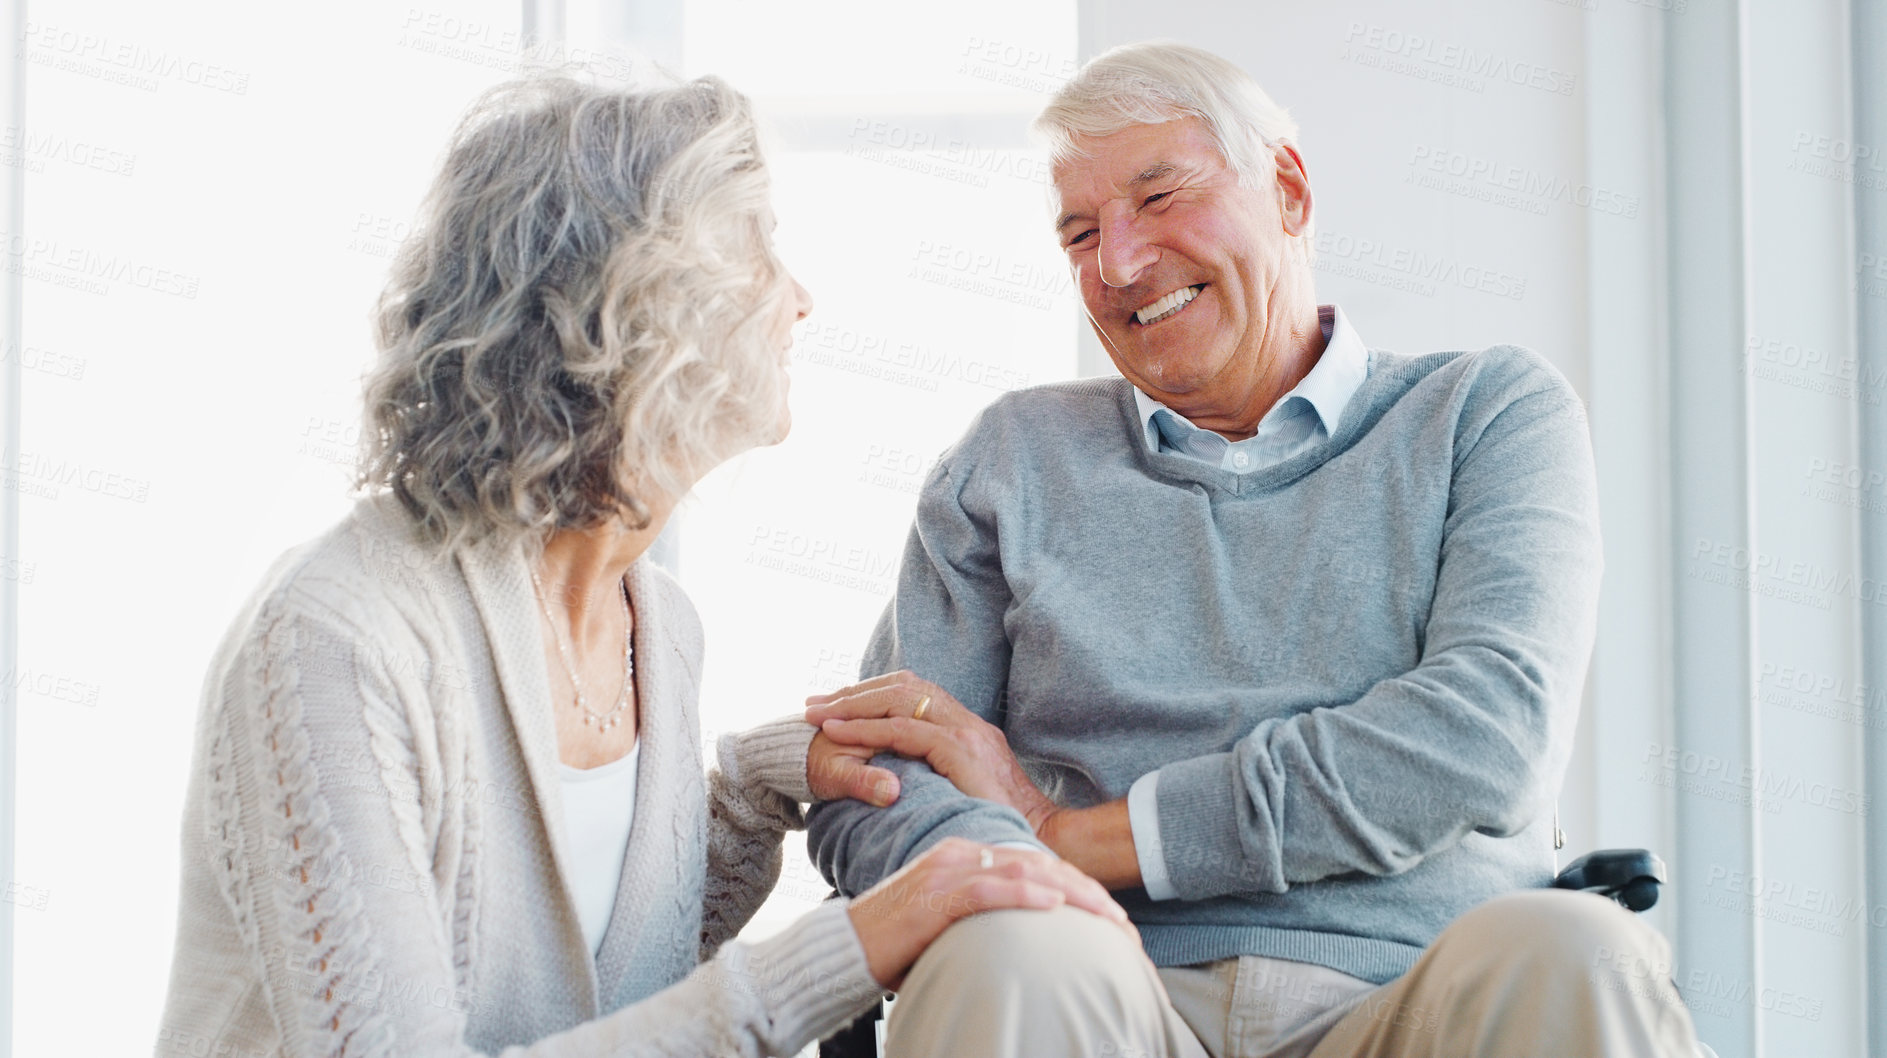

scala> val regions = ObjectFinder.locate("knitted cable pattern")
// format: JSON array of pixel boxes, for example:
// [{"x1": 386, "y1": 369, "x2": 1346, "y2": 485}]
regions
[
  {"x1": 253, "y1": 610, "x2": 395, "y2": 1057},
  {"x1": 355, "y1": 643, "x2": 458, "y2": 973},
  {"x1": 438, "y1": 692, "x2": 482, "y2": 992},
  {"x1": 204, "y1": 706, "x2": 261, "y2": 974},
  {"x1": 699, "y1": 731, "x2": 803, "y2": 959}
]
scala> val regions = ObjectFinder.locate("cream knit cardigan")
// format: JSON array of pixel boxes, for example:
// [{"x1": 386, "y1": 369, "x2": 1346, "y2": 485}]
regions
[{"x1": 156, "y1": 495, "x2": 882, "y2": 1057}]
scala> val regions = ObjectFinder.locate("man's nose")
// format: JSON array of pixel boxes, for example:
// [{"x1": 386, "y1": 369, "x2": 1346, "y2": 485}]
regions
[{"x1": 1097, "y1": 207, "x2": 1158, "y2": 288}]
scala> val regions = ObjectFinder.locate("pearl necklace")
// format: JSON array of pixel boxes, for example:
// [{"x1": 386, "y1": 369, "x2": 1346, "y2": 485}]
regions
[{"x1": 529, "y1": 569, "x2": 633, "y2": 731}]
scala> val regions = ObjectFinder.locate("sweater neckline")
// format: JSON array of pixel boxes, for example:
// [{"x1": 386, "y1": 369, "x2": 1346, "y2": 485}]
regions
[
  {"x1": 457, "y1": 538, "x2": 687, "y2": 1012},
  {"x1": 1113, "y1": 349, "x2": 1400, "y2": 493}
]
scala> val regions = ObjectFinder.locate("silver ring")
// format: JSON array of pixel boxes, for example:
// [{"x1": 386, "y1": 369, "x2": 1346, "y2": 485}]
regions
[{"x1": 978, "y1": 848, "x2": 995, "y2": 870}]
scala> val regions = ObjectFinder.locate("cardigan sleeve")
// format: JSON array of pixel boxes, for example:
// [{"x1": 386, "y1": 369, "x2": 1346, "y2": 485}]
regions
[
  {"x1": 699, "y1": 718, "x2": 819, "y2": 959},
  {"x1": 196, "y1": 603, "x2": 879, "y2": 1058}
]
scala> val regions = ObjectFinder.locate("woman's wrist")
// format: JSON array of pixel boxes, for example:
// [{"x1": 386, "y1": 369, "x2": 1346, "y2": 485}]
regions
[{"x1": 719, "y1": 717, "x2": 818, "y2": 803}]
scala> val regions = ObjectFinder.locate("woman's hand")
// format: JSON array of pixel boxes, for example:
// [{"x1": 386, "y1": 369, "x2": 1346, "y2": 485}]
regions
[
  {"x1": 806, "y1": 671, "x2": 1059, "y2": 832},
  {"x1": 845, "y1": 838, "x2": 1135, "y2": 989},
  {"x1": 807, "y1": 731, "x2": 903, "y2": 807}
]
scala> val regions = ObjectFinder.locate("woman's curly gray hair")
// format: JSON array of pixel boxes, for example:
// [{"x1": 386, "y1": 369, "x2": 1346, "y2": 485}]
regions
[{"x1": 359, "y1": 74, "x2": 790, "y2": 552}]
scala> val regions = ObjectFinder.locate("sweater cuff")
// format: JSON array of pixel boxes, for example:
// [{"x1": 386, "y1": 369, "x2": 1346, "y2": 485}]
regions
[
  {"x1": 741, "y1": 900, "x2": 884, "y2": 1053},
  {"x1": 721, "y1": 717, "x2": 818, "y2": 804},
  {"x1": 1154, "y1": 750, "x2": 1285, "y2": 899},
  {"x1": 1127, "y1": 771, "x2": 1178, "y2": 900}
]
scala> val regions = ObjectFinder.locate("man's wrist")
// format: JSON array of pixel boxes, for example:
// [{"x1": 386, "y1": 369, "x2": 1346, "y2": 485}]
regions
[
  {"x1": 1021, "y1": 795, "x2": 1061, "y2": 835},
  {"x1": 1126, "y1": 770, "x2": 1179, "y2": 901},
  {"x1": 1038, "y1": 801, "x2": 1141, "y2": 890}
]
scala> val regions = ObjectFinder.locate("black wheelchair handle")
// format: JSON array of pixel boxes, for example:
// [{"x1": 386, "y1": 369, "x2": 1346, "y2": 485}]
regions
[{"x1": 1553, "y1": 848, "x2": 1667, "y2": 912}]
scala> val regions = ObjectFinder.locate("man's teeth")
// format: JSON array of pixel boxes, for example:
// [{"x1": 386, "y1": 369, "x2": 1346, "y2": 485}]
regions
[{"x1": 1135, "y1": 285, "x2": 1201, "y2": 325}]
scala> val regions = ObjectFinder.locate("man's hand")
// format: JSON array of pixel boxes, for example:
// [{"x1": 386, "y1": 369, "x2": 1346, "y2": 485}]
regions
[
  {"x1": 806, "y1": 671, "x2": 1060, "y2": 831},
  {"x1": 808, "y1": 671, "x2": 1146, "y2": 890}
]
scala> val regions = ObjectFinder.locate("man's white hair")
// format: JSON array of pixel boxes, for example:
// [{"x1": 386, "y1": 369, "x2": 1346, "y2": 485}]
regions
[
  {"x1": 1034, "y1": 40, "x2": 1311, "y2": 246},
  {"x1": 1034, "y1": 40, "x2": 1299, "y2": 184}
]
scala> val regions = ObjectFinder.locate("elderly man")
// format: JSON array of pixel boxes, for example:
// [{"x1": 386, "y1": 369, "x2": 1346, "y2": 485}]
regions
[{"x1": 806, "y1": 42, "x2": 1702, "y2": 1058}]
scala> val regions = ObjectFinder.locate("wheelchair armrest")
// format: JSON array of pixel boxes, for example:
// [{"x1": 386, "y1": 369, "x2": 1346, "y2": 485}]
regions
[{"x1": 1552, "y1": 848, "x2": 1667, "y2": 912}]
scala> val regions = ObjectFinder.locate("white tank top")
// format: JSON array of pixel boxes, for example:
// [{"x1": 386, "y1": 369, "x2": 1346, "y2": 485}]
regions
[{"x1": 557, "y1": 741, "x2": 641, "y2": 956}]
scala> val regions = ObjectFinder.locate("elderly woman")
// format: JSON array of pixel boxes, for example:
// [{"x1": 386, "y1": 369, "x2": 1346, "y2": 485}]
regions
[{"x1": 154, "y1": 75, "x2": 1135, "y2": 1058}]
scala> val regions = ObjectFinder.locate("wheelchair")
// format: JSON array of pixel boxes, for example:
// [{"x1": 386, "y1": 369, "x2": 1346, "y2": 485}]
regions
[{"x1": 818, "y1": 848, "x2": 1669, "y2": 1058}]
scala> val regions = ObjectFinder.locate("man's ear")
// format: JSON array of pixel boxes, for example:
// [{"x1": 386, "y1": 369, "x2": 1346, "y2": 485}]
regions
[{"x1": 1272, "y1": 141, "x2": 1313, "y2": 237}]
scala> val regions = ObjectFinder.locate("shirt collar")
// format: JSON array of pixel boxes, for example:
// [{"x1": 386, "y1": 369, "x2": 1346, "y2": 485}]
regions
[{"x1": 1132, "y1": 304, "x2": 1369, "y2": 449}]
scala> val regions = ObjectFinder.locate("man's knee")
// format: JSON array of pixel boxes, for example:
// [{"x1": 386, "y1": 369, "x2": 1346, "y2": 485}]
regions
[
  {"x1": 1440, "y1": 888, "x2": 1672, "y2": 982},
  {"x1": 889, "y1": 907, "x2": 1198, "y2": 1058},
  {"x1": 909, "y1": 905, "x2": 1146, "y2": 991}
]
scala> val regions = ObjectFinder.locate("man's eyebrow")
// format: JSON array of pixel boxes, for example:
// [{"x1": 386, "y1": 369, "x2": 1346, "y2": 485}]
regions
[
  {"x1": 1130, "y1": 162, "x2": 1177, "y2": 187},
  {"x1": 1055, "y1": 163, "x2": 1181, "y2": 233}
]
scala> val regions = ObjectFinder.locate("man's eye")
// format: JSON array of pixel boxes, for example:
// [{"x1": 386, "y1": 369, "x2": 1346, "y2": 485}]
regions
[
  {"x1": 1143, "y1": 191, "x2": 1172, "y2": 207},
  {"x1": 1066, "y1": 229, "x2": 1096, "y2": 248}
]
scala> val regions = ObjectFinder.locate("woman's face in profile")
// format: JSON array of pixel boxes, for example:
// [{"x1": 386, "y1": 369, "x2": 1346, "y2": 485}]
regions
[{"x1": 762, "y1": 261, "x2": 814, "y2": 444}]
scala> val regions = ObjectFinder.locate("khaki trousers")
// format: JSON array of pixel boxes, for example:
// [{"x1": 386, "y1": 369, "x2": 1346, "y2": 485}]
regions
[{"x1": 882, "y1": 890, "x2": 1701, "y2": 1058}]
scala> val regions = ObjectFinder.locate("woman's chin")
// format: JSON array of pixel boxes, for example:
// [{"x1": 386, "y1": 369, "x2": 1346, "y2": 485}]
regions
[{"x1": 766, "y1": 395, "x2": 792, "y2": 445}]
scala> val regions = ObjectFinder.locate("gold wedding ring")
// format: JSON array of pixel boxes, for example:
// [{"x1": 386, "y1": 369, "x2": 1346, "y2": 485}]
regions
[
  {"x1": 912, "y1": 694, "x2": 932, "y2": 722},
  {"x1": 979, "y1": 848, "x2": 995, "y2": 870}
]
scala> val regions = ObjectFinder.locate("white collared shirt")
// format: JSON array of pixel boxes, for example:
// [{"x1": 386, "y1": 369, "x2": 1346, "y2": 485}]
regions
[{"x1": 1130, "y1": 304, "x2": 1370, "y2": 474}]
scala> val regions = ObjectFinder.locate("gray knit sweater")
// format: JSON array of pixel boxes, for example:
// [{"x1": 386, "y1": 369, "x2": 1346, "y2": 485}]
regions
[
  {"x1": 808, "y1": 345, "x2": 1602, "y2": 985},
  {"x1": 157, "y1": 495, "x2": 881, "y2": 1058}
]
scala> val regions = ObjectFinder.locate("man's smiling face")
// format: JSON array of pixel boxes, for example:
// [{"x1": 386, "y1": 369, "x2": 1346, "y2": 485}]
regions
[{"x1": 1053, "y1": 116, "x2": 1310, "y2": 424}]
